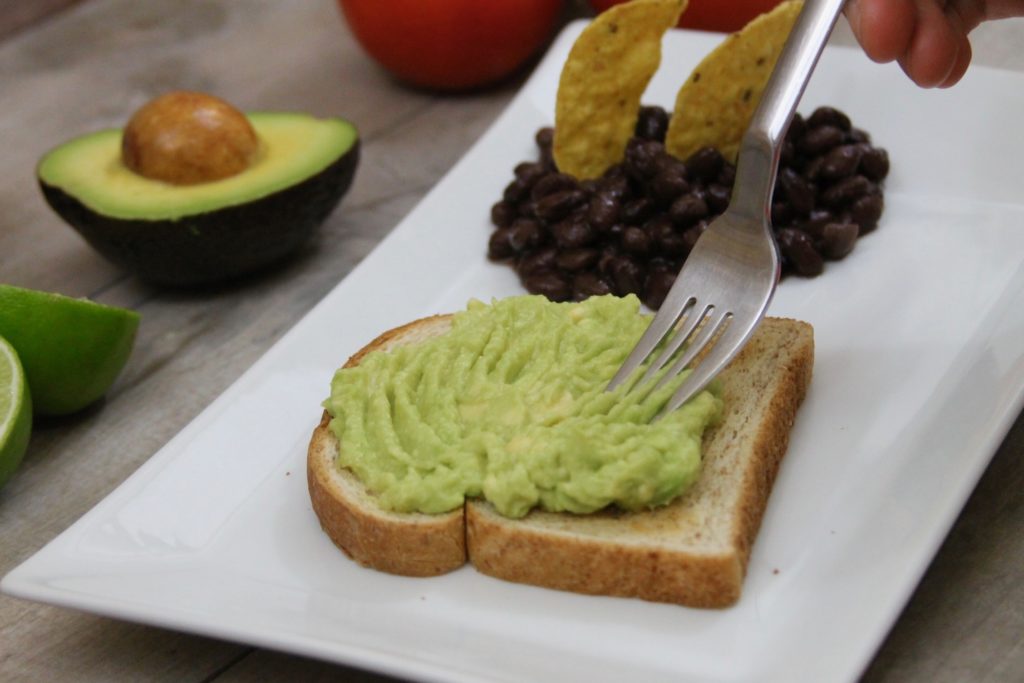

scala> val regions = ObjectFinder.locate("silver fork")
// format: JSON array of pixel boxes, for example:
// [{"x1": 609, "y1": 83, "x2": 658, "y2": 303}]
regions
[{"x1": 608, "y1": 0, "x2": 846, "y2": 417}]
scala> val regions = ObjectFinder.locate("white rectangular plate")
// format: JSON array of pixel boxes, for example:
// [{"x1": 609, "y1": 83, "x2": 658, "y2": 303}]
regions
[{"x1": 6, "y1": 22, "x2": 1024, "y2": 683}]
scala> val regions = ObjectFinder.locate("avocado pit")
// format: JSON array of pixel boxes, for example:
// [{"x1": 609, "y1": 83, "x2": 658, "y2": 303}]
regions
[{"x1": 121, "y1": 91, "x2": 260, "y2": 185}]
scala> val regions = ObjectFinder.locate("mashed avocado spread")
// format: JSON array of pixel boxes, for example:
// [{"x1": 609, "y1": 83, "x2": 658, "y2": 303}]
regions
[{"x1": 324, "y1": 295, "x2": 722, "y2": 519}]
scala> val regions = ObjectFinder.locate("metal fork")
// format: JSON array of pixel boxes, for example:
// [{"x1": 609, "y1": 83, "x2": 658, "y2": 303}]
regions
[{"x1": 608, "y1": 0, "x2": 846, "y2": 417}]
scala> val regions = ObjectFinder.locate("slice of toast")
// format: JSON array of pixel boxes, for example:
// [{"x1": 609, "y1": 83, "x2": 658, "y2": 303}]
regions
[{"x1": 308, "y1": 312, "x2": 813, "y2": 605}]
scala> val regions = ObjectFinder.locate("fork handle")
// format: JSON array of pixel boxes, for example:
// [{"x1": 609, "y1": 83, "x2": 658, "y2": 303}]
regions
[{"x1": 729, "y1": 0, "x2": 847, "y2": 220}]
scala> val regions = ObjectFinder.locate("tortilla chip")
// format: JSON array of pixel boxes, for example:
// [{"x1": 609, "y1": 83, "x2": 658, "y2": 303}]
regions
[
  {"x1": 553, "y1": 0, "x2": 687, "y2": 180},
  {"x1": 665, "y1": 0, "x2": 803, "y2": 162}
]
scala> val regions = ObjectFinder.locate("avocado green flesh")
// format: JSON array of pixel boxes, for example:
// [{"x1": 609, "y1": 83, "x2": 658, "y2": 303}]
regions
[
  {"x1": 37, "y1": 112, "x2": 358, "y2": 220},
  {"x1": 324, "y1": 295, "x2": 723, "y2": 519}
]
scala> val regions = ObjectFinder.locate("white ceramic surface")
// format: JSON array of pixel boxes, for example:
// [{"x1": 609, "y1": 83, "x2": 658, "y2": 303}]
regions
[{"x1": 5, "y1": 23, "x2": 1024, "y2": 683}]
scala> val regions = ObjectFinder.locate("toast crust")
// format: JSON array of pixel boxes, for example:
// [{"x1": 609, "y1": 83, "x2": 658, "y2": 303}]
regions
[
  {"x1": 466, "y1": 505, "x2": 743, "y2": 607},
  {"x1": 307, "y1": 310, "x2": 813, "y2": 605}
]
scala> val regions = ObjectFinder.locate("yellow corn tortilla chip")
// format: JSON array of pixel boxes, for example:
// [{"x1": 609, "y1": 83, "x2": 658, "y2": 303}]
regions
[
  {"x1": 553, "y1": 0, "x2": 687, "y2": 180},
  {"x1": 665, "y1": 0, "x2": 803, "y2": 162}
]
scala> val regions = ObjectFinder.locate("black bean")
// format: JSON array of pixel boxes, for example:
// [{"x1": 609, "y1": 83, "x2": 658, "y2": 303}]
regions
[
  {"x1": 653, "y1": 151, "x2": 687, "y2": 178},
  {"x1": 534, "y1": 189, "x2": 587, "y2": 223},
  {"x1": 516, "y1": 246, "x2": 557, "y2": 275},
  {"x1": 535, "y1": 127, "x2": 554, "y2": 149},
  {"x1": 645, "y1": 215, "x2": 674, "y2": 240},
  {"x1": 539, "y1": 147, "x2": 555, "y2": 171},
  {"x1": 530, "y1": 172, "x2": 577, "y2": 201},
  {"x1": 508, "y1": 218, "x2": 544, "y2": 252},
  {"x1": 524, "y1": 269, "x2": 571, "y2": 301},
  {"x1": 820, "y1": 221, "x2": 859, "y2": 259},
  {"x1": 646, "y1": 217, "x2": 686, "y2": 257},
  {"x1": 643, "y1": 270, "x2": 677, "y2": 310},
  {"x1": 491, "y1": 200, "x2": 516, "y2": 228},
  {"x1": 620, "y1": 197, "x2": 654, "y2": 225},
  {"x1": 556, "y1": 248, "x2": 600, "y2": 272},
  {"x1": 620, "y1": 226, "x2": 651, "y2": 256},
  {"x1": 705, "y1": 183, "x2": 731, "y2": 213},
  {"x1": 503, "y1": 177, "x2": 531, "y2": 203},
  {"x1": 597, "y1": 247, "x2": 618, "y2": 277},
  {"x1": 655, "y1": 231, "x2": 686, "y2": 257},
  {"x1": 779, "y1": 139, "x2": 797, "y2": 166},
  {"x1": 587, "y1": 192, "x2": 621, "y2": 233},
  {"x1": 821, "y1": 174, "x2": 872, "y2": 208},
  {"x1": 798, "y1": 125, "x2": 845, "y2": 157},
  {"x1": 551, "y1": 217, "x2": 595, "y2": 249},
  {"x1": 717, "y1": 162, "x2": 736, "y2": 187},
  {"x1": 772, "y1": 201, "x2": 794, "y2": 227},
  {"x1": 514, "y1": 161, "x2": 547, "y2": 186},
  {"x1": 849, "y1": 192, "x2": 884, "y2": 232},
  {"x1": 859, "y1": 146, "x2": 890, "y2": 181},
  {"x1": 624, "y1": 138, "x2": 663, "y2": 180},
  {"x1": 808, "y1": 106, "x2": 851, "y2": 131},
  {"x1": 647, "y1": 256, "x2": 678, "y2": 275},
  {"x1": 787, "y1": 113, "x2": 806, "y2": 142},
  {"x1": 605, "y1": 223, "x2": 625, "y2": 240},
  {"x1": 487, "y1": 228, "x2": 515, "y2": 259},
  {"x1": 650, "y1": 169, "x2": 690, "y2": 205},
  {"x1": 802, "y1": 155, "x2": 825, "y2": 183},
  {"x1": 680, "y1": 223, "x2": 706, "y2": 253},
  {"x1": 517, "y1": 199, "x2": 537, "y2": 220},
  {"x1": 819, "y1": 144, "x2": 864, "y2": 181},
  {"x1": 635, "y1": 105, "x2": 669, "y2": 142},
  {"x1": 610, "y1": 257, "x2": 645, "y2": 296},
  {"x1": 669, "y1": 192, "x2": 709, "y2": 227},
  {"x1": 847, "y1": 128, "x2": 871, "y2": 144},
  {"x1": 777, "y1": 167, "x2": 815, "y2": 215},
  {"x1": 572, "y1": 272, "x2": 613, "y2": 300},
  {"x1": 777, "y1": 228, "x2": 824, "y2": 276},
  {"x1": 799, "y1": 208, "x2": 835, "y2": 241},
  {"x1": 684, "y1": 147, "x2": 724, "y2": 182},
  {"x1": 599, "y1": 172, "x2": 631, "y2": 199}
]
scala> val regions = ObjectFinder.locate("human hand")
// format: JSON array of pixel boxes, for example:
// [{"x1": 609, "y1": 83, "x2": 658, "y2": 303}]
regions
[{"x1": 845, "y1": 0, "x2": 1024, "y2": 88}]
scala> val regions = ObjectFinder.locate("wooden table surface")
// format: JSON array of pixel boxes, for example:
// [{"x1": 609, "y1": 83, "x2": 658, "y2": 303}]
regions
[{"x1": 1, "y1": 2, "x2": 1022, "y2": 681}]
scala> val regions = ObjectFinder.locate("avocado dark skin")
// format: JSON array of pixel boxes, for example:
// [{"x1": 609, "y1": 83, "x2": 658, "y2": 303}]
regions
[{"x1": 40, "y1": 142, "x2": 359, "y2": 287}]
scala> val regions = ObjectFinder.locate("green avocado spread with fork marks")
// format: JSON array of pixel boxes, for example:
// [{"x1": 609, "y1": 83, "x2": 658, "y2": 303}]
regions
[{"x1": 324, "y1": 294, "x2": 722, "y2": 518}]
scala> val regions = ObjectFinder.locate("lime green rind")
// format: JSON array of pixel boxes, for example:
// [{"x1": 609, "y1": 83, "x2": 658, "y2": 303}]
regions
[
  {"x1": 0, "y1": 285, "x2": 140, "y2": 416},
  {"x1": 0, "y1": 335, "x2": 32, "y2": 489},
  {"x1": 37, "y1": 112, "x2": 358, "y2": 220}
]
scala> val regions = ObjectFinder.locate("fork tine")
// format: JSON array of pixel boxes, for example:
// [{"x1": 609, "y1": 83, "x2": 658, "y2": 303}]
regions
[
  {"x1": 607, "y1": 294, "x2": 696, "y2": 390},
  {"x1": 636, "y1": 301, "x2": 713, "y2": 388},
  {"x1": 656, "y1": 313, "x2": 753, "y2": 419},
  {"x1": 653, "y1": 308, "x2": 731, "y2": 392}
]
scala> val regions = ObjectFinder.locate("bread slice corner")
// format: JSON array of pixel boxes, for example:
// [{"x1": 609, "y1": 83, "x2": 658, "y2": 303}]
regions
[
  {"x1": 307, "y1": 315, "x2": 466, "y2": 577},
  {"x1": 466, "y1": 317, "x2": 814, "y2": 607}
]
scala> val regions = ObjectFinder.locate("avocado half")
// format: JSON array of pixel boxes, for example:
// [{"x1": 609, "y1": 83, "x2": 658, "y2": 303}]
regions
[{"x1": 38, "y1": 112, "x2": 359, "y2": 287}]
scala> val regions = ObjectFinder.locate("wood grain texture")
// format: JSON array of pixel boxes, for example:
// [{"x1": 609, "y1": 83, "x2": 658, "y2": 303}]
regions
[
  {"x1": 0, "y1": 1, "x2": 1022, "y2": 682},
  {"x1": 0, "y1": 0, "x2": 85, "y2": 41}
]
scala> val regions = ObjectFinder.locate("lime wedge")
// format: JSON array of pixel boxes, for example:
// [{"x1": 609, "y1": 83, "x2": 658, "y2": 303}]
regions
[
  {"x1": 0, "y1": 335, "x2": 32, "y2": 488},
  {"x1": 0, "y1": 284, "x2": 140, "y2": 416}
]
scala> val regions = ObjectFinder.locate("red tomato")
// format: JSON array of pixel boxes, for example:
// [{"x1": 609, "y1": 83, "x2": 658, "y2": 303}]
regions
[
  {"x1": 338, "y1": 0, "x2": 565, "y2": 91},
  {"x1": 588, "y1": 0, "x2": 783, "y2": 33}
]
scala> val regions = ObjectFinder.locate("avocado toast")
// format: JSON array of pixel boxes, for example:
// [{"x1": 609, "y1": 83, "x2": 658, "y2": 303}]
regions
[{"x1": 308, "y1": 297, "x2": 813, "y2": 607}]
